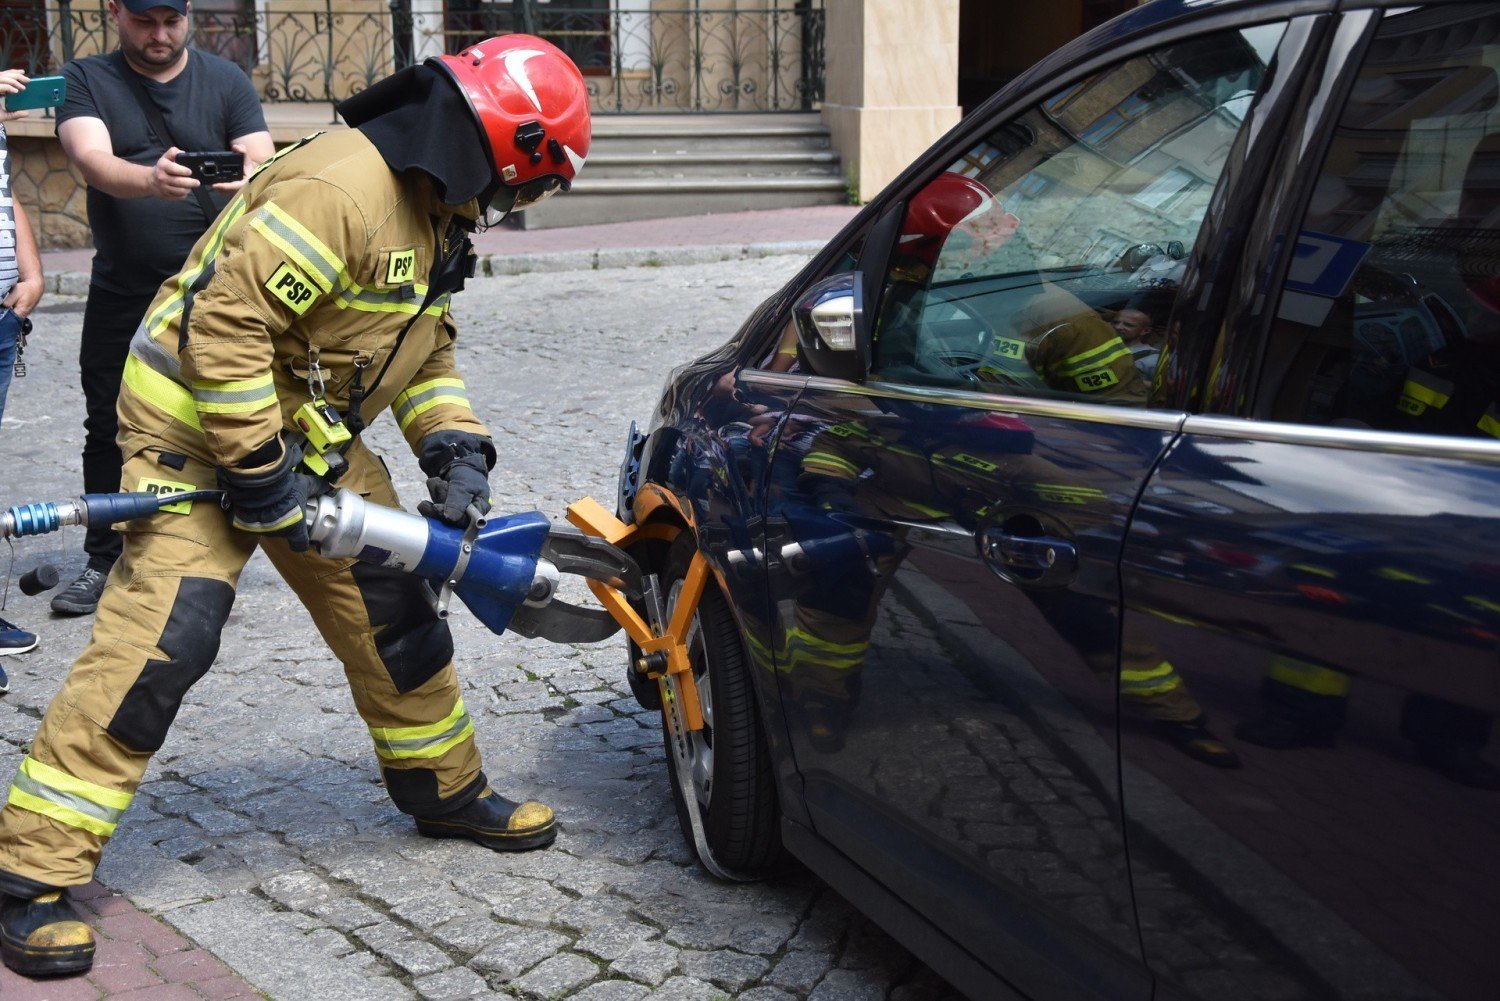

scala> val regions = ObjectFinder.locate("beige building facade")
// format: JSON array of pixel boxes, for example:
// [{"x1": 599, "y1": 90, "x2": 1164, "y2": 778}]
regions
[{"x1": 4, "y1": 0, "x2": 1130, "y2": 247}]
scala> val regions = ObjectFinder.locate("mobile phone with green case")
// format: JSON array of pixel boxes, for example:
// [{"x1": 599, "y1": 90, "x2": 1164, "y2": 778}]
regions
[{"x1": 4, "y1": 75, "x2": 67, "y2": 112}]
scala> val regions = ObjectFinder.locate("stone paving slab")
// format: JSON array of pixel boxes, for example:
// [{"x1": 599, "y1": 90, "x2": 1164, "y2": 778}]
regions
[{"x1": 0, "y1": 257, "x2": 967, "y2": 1000}]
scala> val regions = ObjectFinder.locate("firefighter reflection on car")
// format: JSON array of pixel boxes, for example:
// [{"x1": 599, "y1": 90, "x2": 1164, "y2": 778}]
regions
[{"x1": 757, "y1": 409, "x2": 1240, "y2": 767}]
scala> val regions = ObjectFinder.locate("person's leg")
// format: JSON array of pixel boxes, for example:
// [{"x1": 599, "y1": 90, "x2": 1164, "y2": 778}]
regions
[
  {"x1": 0, "y1": 308, "x2": 19, "y2": 428},
  {"x1": 0, "y1": 447, "x2": 254, "y2": 976},
  {"x1": 262, "y1": 444, "x2": 555, "y2": 850},
  {"x1": 0, "y1": 309, "x2": 37, "y2": 654},
  {"x1": 54, "y1": 288, "x2": 156, "y2": 615}
]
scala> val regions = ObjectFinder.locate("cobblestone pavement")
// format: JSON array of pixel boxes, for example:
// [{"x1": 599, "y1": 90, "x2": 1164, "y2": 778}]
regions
[{"x1": 0, "y1": 256, "x2": 967, "y2": 1001}]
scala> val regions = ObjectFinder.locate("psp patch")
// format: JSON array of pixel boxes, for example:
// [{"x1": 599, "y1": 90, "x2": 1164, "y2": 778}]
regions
[
  {"x1": 265, "y1": 261, "x2": 319, "y2": 315},
  {"x1": 138, "y1": 477, "x2": 197, "y2": 515},
  {"x1": 386, "y1": 248, "x2": 417, "y2": 285}
]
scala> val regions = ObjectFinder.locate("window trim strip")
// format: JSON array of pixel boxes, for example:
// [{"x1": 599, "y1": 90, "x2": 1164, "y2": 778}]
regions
[{"x1": 1182, "y1": 415, "x2": 1500, "y2": 462}]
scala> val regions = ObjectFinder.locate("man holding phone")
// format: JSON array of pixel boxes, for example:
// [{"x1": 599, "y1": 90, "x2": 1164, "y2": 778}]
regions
[{"x1": 53, "y1": 0, "x2": 272, "y2": 616}]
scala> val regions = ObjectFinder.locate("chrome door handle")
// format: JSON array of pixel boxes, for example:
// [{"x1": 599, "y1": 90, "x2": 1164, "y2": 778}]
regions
[{"x1": 982, "y1": 528, "x2": 1078, "y2": 580}]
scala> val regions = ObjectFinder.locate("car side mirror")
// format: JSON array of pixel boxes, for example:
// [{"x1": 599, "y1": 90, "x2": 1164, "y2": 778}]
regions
[{"x1": 794, "y1": 273, "x2": 869, "y2": 382}]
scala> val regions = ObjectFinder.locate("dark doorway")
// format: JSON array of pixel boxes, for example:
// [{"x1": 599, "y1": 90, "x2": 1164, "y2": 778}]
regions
[{"x1": 960, "y1": 0, "x2": 1136, "y2": 113}]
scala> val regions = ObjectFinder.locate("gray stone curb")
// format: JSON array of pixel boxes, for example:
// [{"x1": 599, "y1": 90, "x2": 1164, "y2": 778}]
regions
[{"x1": 44, "y1": 240, "x2": 826, "y2": 294}]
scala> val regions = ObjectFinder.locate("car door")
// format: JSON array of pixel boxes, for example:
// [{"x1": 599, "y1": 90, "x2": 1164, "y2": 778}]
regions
[
  {"x1": 1119, "y1": 4, "x2": 1500, "y2": 1000},
  {"x1": 756, "y1": 12, "x2": 1323, "y2": 999}
]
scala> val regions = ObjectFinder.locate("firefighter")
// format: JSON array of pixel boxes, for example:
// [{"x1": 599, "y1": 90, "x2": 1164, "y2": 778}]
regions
[
  {"x1": 885, "y1": 171, "x2": 1147, "y2": 403},
  {"x1": 0, "y1": 35, "x2": 590, "y2": 978}
]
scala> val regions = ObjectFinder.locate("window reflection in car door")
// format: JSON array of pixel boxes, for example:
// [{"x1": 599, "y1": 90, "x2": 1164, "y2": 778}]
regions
[
  {"x1": 760, "y1": 21, "x2": 1293, "y2": 1000},
  {"x1": 1123, "y1": 6, "x2": 1500, "y2": 1000},
  {"x1": 872, "y1": 25, "x2": 1286, "y2": 406}
]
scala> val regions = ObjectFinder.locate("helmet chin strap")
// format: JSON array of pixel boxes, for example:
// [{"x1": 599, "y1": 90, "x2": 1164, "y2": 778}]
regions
[{"x1": 475, "y1": 179, "x2": 511, "y2": 232}]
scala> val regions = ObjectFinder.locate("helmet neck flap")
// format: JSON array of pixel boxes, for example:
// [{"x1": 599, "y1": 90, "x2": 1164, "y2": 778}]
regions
[{"x1": 336, "y1": 64, "x2": 498, "y2": 210}]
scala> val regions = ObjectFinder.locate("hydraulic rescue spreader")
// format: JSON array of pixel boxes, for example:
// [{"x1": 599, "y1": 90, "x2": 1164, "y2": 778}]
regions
[{"x1": 0, "y1": 469, "x2": 734, "y2": 876}]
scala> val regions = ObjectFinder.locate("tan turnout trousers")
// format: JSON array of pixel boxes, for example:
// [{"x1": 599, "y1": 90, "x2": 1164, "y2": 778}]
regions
[{"x1": 0, "y1": 439, "x2": 483, "y2": 888}]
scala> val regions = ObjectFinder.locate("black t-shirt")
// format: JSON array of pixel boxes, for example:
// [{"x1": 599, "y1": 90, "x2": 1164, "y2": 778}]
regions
[{"x1": 57, "y1": 50, "x2": 267, "y2": 296}]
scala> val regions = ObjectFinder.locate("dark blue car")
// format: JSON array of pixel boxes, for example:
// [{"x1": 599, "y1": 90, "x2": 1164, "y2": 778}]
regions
[{"x1": 616, "y1": 1, "x2": 1500, "y2": 997}]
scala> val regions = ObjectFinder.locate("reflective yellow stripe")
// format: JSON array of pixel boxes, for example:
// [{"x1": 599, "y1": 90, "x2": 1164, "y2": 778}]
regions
[
  {"x1": 392, "y1": 378, "x2": 472, "y2": 432},
  {"x1": 1465, "y1": 594, "x2": 1500, "y2": 615},
  {"x1": 1121, "y1": 660, "x2": 1182, "y2": 695},
  {"x1": 192, "y1": 373, "x2": 279, "y2": 415},
  {"x1": 1397, "y1": 370, "x2": 1453, "y2": 416},
  {"x1": 1375, "y1": 566, "x2": 1432, "y2": 585},
  {"x1": 369, "y1": 699, "x2": 475, "y2": 760},
  {"x1": 8, "y1": 756, "x2": 132, "y2": 838},
  {"x1": 1054, "y1": 337, "x2": 1131, "y2": 376},
  {"x1": 334, "y1": 282, "x2": 446, "y2": 316},
  {"x1": 231, "y1": 507, "x2": 304, "y2": 534},
  {"x1": 123, "y1": 354, "x2": 203, "y2": 431},
  {"x1": 801, "y1": 452, "x2": 860, "y2": 478},
  {"x1": 1291, "y1": 562, "x2": 1336, "y2": 578},
  {"x1": 145, "y1": 193, "x2": 249, "y2": 338},
  {"x1": 1267, "y1": 656, "x2": 1350, "y2": 696},
  {"x1": 251, "y1": 201, "x2": 345, "y2": 293},
  {"x1": 1478, "y1": 408, "x2": 1500, "y2": 439},
  {"x1": 901, "y1": 499, "x2": 949, "y2": 519}
]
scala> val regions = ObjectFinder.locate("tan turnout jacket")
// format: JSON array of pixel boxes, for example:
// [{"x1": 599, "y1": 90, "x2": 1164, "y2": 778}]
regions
[{"x1": 118, "y1": 128, "x2": 488, "y2": 476}]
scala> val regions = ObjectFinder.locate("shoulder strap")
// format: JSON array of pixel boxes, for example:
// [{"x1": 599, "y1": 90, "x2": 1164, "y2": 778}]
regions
[
  {"x1": 344, "y1": 217, "x2": 476, "y2": 439},
  {"x1": 119, "y1": 65, "x2": 219, "y2": 227}
]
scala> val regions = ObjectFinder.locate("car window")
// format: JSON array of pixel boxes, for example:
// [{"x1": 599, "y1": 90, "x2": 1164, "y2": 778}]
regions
[
  {"x1": 870, "y1": 23, "x2": 1287, "y2": 404},
  {"x1": 1254, "y1": 3, "x2": 1500, "y2": 439}
]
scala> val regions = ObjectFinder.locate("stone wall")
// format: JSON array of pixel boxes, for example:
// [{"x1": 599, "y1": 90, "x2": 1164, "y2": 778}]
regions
[{"x1": 10, "y1": 132, "x2": 89, "y2": 251}]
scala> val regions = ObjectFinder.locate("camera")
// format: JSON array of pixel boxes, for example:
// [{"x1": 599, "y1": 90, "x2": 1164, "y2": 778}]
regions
[{"x1": 178, "y1": 150, "x2": 244, "y2": 184}]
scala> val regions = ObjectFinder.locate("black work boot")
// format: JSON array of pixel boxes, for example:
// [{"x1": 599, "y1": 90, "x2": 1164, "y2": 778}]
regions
[
  {"x1": 1155, "y1": 715, "x2": 1243, "y2": 769},
  {"x1": 414, "y1": 788, "x2": 557, "y2": 851},
  {"x1": 0, "y1": 889, "x2": 96, "y2": 977}
]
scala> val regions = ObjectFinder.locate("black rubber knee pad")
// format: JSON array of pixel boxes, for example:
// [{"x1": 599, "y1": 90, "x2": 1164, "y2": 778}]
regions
[
  {"x1": 351, "y1": 563, "x2": 455, "y2": 694},
  {"x1": 109, "y1": 577, "x2": 235, "y2": 753}
]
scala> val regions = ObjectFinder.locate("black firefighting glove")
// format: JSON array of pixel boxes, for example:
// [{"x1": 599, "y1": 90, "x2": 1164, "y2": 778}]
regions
[
  {"x1": 417, "y1": 430, "x2": 496, "y2": 526},
  {"x1": 217, "y1": 438, "x2": 316, "y2": 552}
]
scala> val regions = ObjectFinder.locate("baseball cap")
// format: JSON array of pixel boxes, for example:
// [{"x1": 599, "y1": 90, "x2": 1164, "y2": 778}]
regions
[{"x1": 120, "y1": 0, "x2": 189, "y2": 14}]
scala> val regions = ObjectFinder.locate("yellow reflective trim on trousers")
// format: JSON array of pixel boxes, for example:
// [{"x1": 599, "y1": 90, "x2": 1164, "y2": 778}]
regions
[
  {"x1": 252, "y1": 201, "x2": 344, "y2": 293},
  {"x1": 192, "y1": 373, "x2": 279, "y2": 415},
  {"x1": 123, "y1": 353, "x2": 203, "y2": 431},
  {"x1": 369, "y1": 699, "x2": 475, "y2": 760},
  {"x1": 145, "y1": 192, "x2": 250, "y2": 338},
  {"x1": 1121, "y1": 661, "x2": 1182, "y2": 695},
  {"x1": 393, "y1": 378, "x2": 471, "y2": 431},
  {"x1": 1054, "y1": 337, "x2": 1131, "y2": 375},
  {"x1": 8, "y1": 756, "x2": 132, "y2": 837},
  {"x1": 1267, "y1": 656, "x2": 1350, "y2": 696}
]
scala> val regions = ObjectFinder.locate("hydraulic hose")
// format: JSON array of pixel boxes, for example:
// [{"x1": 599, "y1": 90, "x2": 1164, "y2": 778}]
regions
[{"x1": 0, "y1": 490, "x2": 226, "y2": 541}]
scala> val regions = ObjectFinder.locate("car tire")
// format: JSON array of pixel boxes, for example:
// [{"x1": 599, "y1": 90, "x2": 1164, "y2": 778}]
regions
[{"x1": 660, "y1": 534, "x2": 783, "y2": 877}]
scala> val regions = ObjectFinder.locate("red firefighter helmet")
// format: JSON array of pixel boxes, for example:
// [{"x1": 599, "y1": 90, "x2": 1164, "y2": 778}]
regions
[
  {"x1": 899, "y1": 172, "x2": 998, "y2": 266},
  {"x1": 431, "y1": 35, "x2": 591, "y2": 212}
]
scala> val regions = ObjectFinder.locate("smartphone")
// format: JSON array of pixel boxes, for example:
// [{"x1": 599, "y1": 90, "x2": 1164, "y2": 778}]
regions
[
  {"x1": 178, "y1": 150, "x2": 244, "y2": 183},
  {"x1": 4, "y1": 75, "x2": 66, "y2": 112}
]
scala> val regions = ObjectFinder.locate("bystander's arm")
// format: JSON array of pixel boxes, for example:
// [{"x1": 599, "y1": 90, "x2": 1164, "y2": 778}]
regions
[
  {"x1": 3, "y1": 200, "x2": 42, "y2": 317},
  {"x1": 212, "y1": 129, "x2": 274, "y2": 194},
  {"x1": 58, "y1": 116, "x2": 197, "y2": 201}
]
